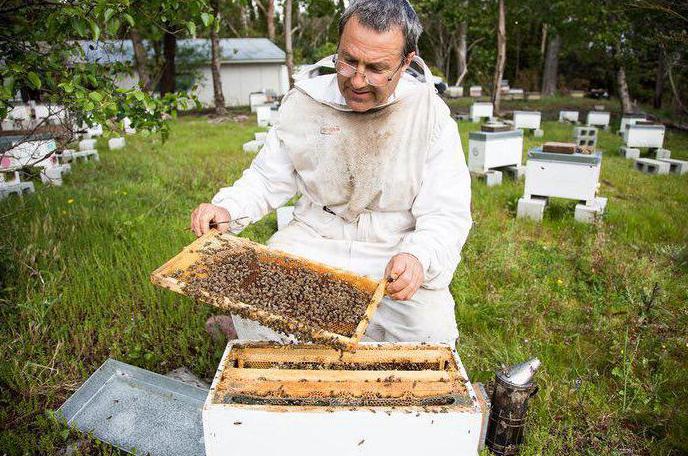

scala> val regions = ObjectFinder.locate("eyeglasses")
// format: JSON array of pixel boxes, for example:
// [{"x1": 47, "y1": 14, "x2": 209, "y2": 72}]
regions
[{"x1": 332, "y1": 55, "x2": 405, "y2": 87}]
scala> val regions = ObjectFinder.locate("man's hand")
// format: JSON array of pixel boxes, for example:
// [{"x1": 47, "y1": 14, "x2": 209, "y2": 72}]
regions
[
  {"x1": 190, "y1": 203, "x2": 231, "y2": 237},
  {"x1": 384, "y1": 253, "x2": 424, "y2": 301}
]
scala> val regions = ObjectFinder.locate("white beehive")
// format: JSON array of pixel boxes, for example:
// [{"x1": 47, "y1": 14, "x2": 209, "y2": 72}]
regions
[
  {"x1": 470, "y1": 102, "x2": 493, "y2": 122},
  {"x1": 513, "y1": 111, "x2": 541, "y2": 130},
  {"x1": 249, "y1": 93, "x2": 269, "y2": 113},
  {"x1": 6, "y1": 138, "x2": 57, "y2": 168},
  {"x1": 623, "y1": 124, "x2": 665, "y2": 149},
  {"x1": 108, "y1": 137, "x2": 126, "y2": 150},
  {"x1": 468, "y1": 129, "x2": 523, "y2": 173},
  {"x1": 524, "y1": 148, "x2": 602, "y2": 205},
  {"x1": 469, "y1": 86, "x2": 482, "y2": 97},
  {"x1": 559, "y1": 110, "x2": 579, "y2": 123},
  {"x1": 203, "y1": 342, "x2": 485, "y2": 456},
  {"x1": 256, "y1": 106, "x2": 272, "y2": 128},
  {"x1": 586, "y1": 111, "x2": 610, "y2": 129},
  {"x1": 619, "y1": 114, "x2": 646, "y2": 135},
  {"x1": 445, "y1": 86, "x2": 463, "y2": 98}
]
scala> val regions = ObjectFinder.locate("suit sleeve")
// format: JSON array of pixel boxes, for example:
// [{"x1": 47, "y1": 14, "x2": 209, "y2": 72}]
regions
[
  {"x1": 211, "y1": 126, "x2": 298, "y2": 233},
  {"x1": 397, "y1": 116, "x2": 472, "y2": 289}
]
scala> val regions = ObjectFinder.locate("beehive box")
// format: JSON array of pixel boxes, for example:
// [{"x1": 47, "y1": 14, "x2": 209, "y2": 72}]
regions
[
  {"x1": 203, "y1": 342, "x2": 484, "y2": 456},
  {"x1": 468, "y1": 129, "x2": 523, "y2": 173},
  {"x1": 151, "y1": 231, "x2": 387, "y2": 350},
  {"x1": 513, "y1": 110, "x2": 542, "y2": 130}
]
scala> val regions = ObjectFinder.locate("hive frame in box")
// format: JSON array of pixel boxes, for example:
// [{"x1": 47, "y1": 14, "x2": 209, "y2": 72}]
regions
[
  {"x1": 151, "y1": 230, "x2": 387, "y2": 350},
  {"x1": 203, "y1": 341, "x2": 485, "y2": 456}
]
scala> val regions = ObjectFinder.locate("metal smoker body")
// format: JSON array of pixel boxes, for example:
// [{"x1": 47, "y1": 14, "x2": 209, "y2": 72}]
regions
[{"x1": 486, "y1": 358, "x2": 540, "y2": 455}]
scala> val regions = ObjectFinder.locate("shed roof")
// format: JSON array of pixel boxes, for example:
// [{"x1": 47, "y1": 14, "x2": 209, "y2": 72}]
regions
[{"x1": 77, "y1": 38, "x2": 285, "y2": 65}]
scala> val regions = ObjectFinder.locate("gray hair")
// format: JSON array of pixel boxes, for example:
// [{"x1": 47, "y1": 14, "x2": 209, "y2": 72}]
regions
[{"x1": 338, "y1": 0, "x2": 423, "y2": 57}]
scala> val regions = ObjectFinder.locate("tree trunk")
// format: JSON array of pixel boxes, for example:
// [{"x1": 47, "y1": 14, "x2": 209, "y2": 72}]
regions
[
  {"x1": 267, "y1": 0, "x2": 275, "y2": 42},
  {"x1": 541, "y1": 33, "x2": 561, "y2": 96},
  {"x1": 210, "y1": 0, "x2": 227, "y2": 116},
  {"x1": 654, "y1": 47, "x2": 665, "y2": 109},
  {"x1": 455, "y1": 22, "x2": 467, "y2": 86},
  {"x1": 285, "y1": 0, "x2": 294, "y2": 88},
  {"x1": 160, "y1": 31, "x2": 177, "y2": 95},
  {"x1": 130, "y1": 28, "x2": 151, "y2": 91},
  {"x1": 491, "y1": 0, "x2": 506, "y2": 114},
  {"x1": 617, "y1": 65, "x2": 632, "y2": 114}
]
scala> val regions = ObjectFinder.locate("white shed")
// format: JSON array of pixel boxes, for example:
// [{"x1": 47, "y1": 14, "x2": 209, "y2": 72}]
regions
[{"x1": 79, "y1": 39, "x2": 289, "y2": 108}]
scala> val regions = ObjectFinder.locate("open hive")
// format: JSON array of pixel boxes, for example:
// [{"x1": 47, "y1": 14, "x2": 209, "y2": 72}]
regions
[
  {"x1": 203, "y1": 342, "x2": 485, "y2": 456},
  {"x1": 151, "y1": 231, "x2": 387, "y2": 350}
]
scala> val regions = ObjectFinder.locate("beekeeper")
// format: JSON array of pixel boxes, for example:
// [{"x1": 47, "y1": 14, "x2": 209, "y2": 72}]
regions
[{"x1": 190, "y1": 0, "x2": 472, "y2": 345}]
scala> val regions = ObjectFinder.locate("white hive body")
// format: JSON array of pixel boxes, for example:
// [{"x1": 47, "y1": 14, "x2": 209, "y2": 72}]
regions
[
  {"x1": 468, "y1": 130, "x2": 523, "y2": 174},
  {"x1": 5, "y1": 138, "x2": 58, "y2": 168},
  {"x1": 619, "y1": 114, "x2": 646, "y2": 135},
  {"x1": 203, "y1": 342, "x2": 486, "y2": 456},
  {"x1": 469, "y1": 86, "x2": 482, "y2": 97},
  {"x1": 446, "y1": 86, "x2": 463, "y2": 98},
  {"x1": 623, "y1": 124, "x2": 665, "y2": 149},
  {"x1": 249, "y1": 92, "x2": 268, "y2": 113},
  {"x1": 470, "y1": 102, "x2": 493, "y2": 122},
  {"x1": 256, "y1": 106, "x2": 272, "y2": 128},
  {"x1": 513, "y1": 111, "x2": 541, "y2": 130},
  {"x1": 586, "y1": 111, "x2": 611, "y2": 129},
  {"x1": 108, "y1": 137, "x2": 126, "y2": 150},
  {"x1": 84, "y1": 123, "x2": 103, "y2": 138},
  {"x1": 559, "y1": 110, "x2": 579, "y2": 123},
  {"x1": 79, "y1": 139, "x2": 97, "y2": 151},
  {"x1": 524, "y1": 148, "x2": 602, "y2": 205}
]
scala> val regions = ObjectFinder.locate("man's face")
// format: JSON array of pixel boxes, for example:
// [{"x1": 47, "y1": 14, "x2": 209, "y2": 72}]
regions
[{"x1": 337, "y1": 16, "x2": 415, "y2": 112}]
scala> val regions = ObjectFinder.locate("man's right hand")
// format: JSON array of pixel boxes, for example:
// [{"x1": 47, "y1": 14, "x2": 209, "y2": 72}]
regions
[{"x1": 190, "y1": 203, "x2": 231, "y2": 237}]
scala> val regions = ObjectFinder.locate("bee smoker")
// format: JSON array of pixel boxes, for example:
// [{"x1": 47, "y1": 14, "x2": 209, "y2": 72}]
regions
[{"x1": 485, "y1": 358, "x2": 541, "y2": 455}]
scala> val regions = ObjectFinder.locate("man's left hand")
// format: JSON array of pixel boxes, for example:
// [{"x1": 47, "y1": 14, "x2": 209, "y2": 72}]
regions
[{"x1": 384, "y1": 253, "x2": 424, "y2": 301}]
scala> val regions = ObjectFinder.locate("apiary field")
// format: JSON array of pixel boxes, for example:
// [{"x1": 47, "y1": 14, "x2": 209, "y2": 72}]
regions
[{"x1": 1, "y1": 101, "x2": 687, "y2": 454}]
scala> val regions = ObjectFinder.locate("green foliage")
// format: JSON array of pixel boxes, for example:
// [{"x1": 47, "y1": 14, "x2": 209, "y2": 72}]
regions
[{"x1": 0, "y1": 0, "x2": 211, "y2": 140}]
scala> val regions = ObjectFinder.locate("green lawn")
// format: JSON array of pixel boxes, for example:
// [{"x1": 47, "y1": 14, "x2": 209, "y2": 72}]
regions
[{"x1": 1, "y1": 100, "x2": 687, "y2": 454}]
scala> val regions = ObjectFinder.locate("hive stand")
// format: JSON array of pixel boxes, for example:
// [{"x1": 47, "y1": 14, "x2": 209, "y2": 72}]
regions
[
  {"x1": 559, "y1": 110, "x2": 580, "y2": 124},
  {"x1": 574, "y1": 126, "x2": 598, "y2": 152},
  {"x1": 634, "y1": 158, "x2": 670, "y2": 175},
  {"x1": 60, "y1": 149, "x2": 100, "y2": 164},
  {"x1": 0, "y1": 172, "x2": 35, "y2": 199},
  {"x1": 657, "y1": 158, "x2": 688, "y2": 175}
]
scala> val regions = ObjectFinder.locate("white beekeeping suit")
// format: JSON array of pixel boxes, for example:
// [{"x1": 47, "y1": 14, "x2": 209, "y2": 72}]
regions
[{"x1": 212, "y1": 56, "x2": 472, "y2": 344}]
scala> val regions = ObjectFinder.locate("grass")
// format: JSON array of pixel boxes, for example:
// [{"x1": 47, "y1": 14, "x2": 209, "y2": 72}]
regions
[{"x1": 1, "y1": 98, "x2": 687, "y2": 454}]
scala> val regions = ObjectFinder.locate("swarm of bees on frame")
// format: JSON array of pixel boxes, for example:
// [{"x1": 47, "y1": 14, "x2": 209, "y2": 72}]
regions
[{"x1": 177, "y1": 238, "x2": 373, "y2": 347}]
